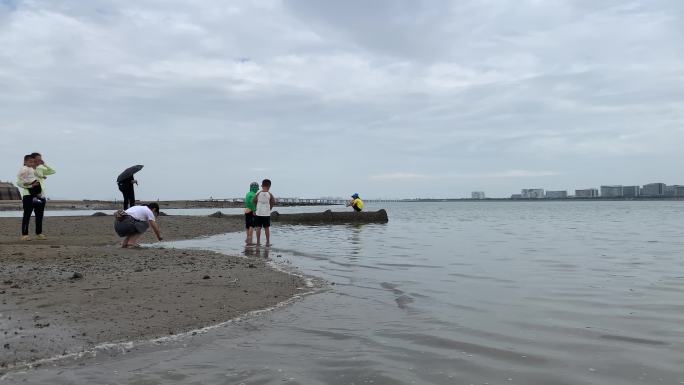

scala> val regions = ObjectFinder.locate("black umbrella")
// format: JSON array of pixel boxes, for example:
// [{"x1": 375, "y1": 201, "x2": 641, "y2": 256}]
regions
[{"x1": 117, "y1": 165, "x2": 144, "y2": 183}]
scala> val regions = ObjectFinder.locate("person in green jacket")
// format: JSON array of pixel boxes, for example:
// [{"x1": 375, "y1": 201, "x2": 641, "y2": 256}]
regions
[
  {"x1": 16, "y1": 152, "x2": 56, "y2": 240},
  {"x1": 244, "y1": 182, "x2": 259, "y2": 244}
]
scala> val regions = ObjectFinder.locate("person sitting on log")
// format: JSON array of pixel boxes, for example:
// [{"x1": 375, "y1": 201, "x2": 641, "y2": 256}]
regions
[{"x1": 347, "y1": 193, "x2": 364, "y2": 212}]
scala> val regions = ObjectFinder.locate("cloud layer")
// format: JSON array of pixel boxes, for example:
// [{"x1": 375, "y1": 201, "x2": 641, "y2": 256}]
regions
[{"x1": 1, "y1": 0, "x2": 683, "y2": 199}]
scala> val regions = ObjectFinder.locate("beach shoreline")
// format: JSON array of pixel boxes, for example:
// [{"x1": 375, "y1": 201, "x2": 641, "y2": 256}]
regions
[
  {"x1": 0, "y1": 199, "x2": 338, "y2": 211},
  {"x1": 0, "y1": 215, "x2": 309, "y2": 372}
]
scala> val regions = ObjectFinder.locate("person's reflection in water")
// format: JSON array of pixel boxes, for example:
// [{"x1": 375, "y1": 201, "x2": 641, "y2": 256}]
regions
[
  {"x1": 244, "y1": 245, "x2": 270, "y2": 259},
  {"x1": 348, "y1": 224, "x2": 364, "y2": 260}
]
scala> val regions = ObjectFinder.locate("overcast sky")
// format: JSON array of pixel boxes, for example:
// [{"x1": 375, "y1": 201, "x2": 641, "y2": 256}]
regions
[{"x1": 1, "y1": 0, "x2": 683, "y2": 200}]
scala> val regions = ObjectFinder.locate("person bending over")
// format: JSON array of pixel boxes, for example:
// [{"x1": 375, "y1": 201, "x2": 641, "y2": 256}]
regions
[{"x1": 114, "y1": 203, "x2": 163, "y2": 248}]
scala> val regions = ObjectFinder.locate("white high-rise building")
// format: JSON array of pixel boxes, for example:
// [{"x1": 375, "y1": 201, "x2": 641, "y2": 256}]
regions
[
  {"x1": 521, "y1": 189, "x2": 545, "y2": 199},
  {"x1": 471, "y1": 191, "x2": 486, "y2": 199},
  {"x1": 642, "y1": 183, "x2": 665, "y2": 196},
  {"x1": 545, "y1": 190, "x2": 568, "y2": 199},
  {"x1": 600, "y1": 185, "x2": 623, "y2": 198},
  {"x1": 575, "y1": 188, "x2": 599, "y2": 198},
  {"x1": 622, "y1": 186, "x2": 640, "y2": 197}
]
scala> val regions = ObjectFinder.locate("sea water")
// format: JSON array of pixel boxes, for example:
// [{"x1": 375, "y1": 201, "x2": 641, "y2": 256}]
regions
[{"x1": 7, "y1": 201, "x2": 684, "y2": 384}]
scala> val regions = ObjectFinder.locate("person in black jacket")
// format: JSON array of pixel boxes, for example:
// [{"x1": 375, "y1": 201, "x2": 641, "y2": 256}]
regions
[{"x1": 117, "y1": 177, "x2": 137, "y2": 209}]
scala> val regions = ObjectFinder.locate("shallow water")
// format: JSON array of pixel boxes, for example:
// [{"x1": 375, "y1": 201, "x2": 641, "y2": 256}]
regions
[{"x1": 7, "y1": 201, "x2": 684, "y2": 384}]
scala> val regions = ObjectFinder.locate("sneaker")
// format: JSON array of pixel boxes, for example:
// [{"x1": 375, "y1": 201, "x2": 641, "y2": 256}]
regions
[
  {"x1": 20, "y1": 235, "x2": 31, "y2": 241},
  {"x1": 36, "y1": 234, "x2": 47, "y2": 240}
]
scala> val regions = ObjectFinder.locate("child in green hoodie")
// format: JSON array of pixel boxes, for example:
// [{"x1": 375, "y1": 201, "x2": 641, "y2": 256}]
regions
[{"x1": 244, "y1": 182, "x2": 259, "y2": 244}]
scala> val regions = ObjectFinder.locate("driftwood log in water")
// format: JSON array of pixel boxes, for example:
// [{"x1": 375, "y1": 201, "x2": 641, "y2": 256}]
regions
[{"x1": 271, "y1": 209, "x2": 388, "y2": 224}]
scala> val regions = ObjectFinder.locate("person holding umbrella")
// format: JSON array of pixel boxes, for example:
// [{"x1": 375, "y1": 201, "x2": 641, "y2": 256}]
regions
[{"x1": 117, "y1": 165, "x2": 143, "y2": 210}]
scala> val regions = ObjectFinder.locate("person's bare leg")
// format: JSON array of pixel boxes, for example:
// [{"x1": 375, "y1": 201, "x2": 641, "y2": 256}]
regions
[
  {"x1": 122, "y1": 235, "x2": 131, "y2": 248},
  {"x1": 256, "y1": 227, "x2": 262, "y2": 244},
  {"x1": 246, "y1": 227, "x2": 253, "y2": 244},
  {"x1": 265, "y1": 227, "x2": 270, "y2": 245},
  {"x1": 125, "y1": 232, "x2": 144, "y2": 247}
]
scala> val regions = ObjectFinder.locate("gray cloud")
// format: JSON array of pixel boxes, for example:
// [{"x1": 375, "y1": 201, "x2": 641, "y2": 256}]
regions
[{"x1": 1, "y1": 0, "x2": 683, "y2": 199}]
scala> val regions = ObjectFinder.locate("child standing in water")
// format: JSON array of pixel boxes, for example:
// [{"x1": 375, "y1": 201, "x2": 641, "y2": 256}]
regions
[
  {"x1": 253, "y1": 179, "x2": 276, "y2": 246},
  {"x1": 244, "y1": 181, "x2": 259, "y2": 244}
]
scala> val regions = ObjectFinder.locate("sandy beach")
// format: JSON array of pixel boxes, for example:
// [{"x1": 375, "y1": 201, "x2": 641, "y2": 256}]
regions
[{"x1": 0, "y1": 215, "x2": 307, "y2": 371}]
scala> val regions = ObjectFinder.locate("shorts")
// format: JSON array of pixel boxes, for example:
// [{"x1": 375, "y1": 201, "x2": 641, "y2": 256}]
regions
[
  {"x1": 254, "y1": 215, "x2": 271, "y2": 228},
  {"x1": 114, "y1": 216, "x2": 149, "y2": 237},
  {"x1": 245, "y1": 212, "x2": 256, "y2": 228}
]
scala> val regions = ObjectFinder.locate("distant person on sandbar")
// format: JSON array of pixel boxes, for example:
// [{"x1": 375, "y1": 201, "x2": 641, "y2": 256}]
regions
[
  {"x1": 114, "y1": 203, "x2": 163, "y2": 248},
  {"x1": 117, "y1": 176, "x2": 137, "y2": 210},
  {"x1": 347, "y1": 193, "x2": 364, "y2": 212},
  {"x1": 16, "y1": 153, "x2": 56, "y2": 241},
  {"x1": 253, "y1": 179, "x2": 276, "y2": 246},
  {"x1": 116, "y1": 165, "x2": 144, "y2": 210},
  {"x1": 244, "y1": 181, "x2": 259, "y2": 244}
]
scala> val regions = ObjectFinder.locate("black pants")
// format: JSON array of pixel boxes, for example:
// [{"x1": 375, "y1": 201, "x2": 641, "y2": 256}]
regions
[
  {"x1": 118, "y1": 184, "x2": 135, "y2": 210},
  {"x1": 22, "y1": 195, "x2": 45, "y2": 236}
]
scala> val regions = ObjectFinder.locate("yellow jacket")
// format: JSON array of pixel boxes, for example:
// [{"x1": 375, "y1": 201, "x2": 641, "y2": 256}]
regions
[{"x1": 351, "y1": 198, "x2": 364, "y2": 210}]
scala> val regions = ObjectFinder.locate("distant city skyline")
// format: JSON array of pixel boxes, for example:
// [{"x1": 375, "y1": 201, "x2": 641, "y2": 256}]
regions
[{"x1": 501, "y1": 181, "x2": 684, "y2": 200}]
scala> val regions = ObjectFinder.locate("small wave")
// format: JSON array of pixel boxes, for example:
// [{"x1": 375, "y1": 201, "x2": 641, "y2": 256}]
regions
[
  {"x1": 600, "y1": 334, "x2": 667, "y2": 346},
  {"x1": 377, "y1": 263, "x2": 441, "y2": 269}
]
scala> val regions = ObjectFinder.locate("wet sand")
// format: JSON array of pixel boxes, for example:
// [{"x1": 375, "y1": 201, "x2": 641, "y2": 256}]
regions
[{"x1": 0, "y1": 215, "x2": 306, "y2": 371}]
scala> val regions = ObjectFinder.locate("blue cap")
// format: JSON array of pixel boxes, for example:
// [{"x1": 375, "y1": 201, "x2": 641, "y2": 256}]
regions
[{"x1": 351, "y1": 193, "x2": 359, "y2": 198}]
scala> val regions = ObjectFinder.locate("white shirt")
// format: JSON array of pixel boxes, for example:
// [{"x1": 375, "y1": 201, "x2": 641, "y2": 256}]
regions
[
  {"x1": 125, "y1": 205, "x2": 156, "y2": 222},
  {"x1": 255, "y1": 191, "x2": 272, "y2": 216},
  {"x1": 17, "y1": 166, "x2": 37, "y2": 185}
]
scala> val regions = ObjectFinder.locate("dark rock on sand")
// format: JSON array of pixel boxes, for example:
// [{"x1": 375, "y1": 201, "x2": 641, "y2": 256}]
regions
[
  {"x1": 71, "y1": 272, "x2": 83, "y2": 280},
  {"x1": 208, "y1": 211, "x2": 224, "y2": 218},
  {"x1": 91, "y1": 212, "x2": 108, "y2": 217}
]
